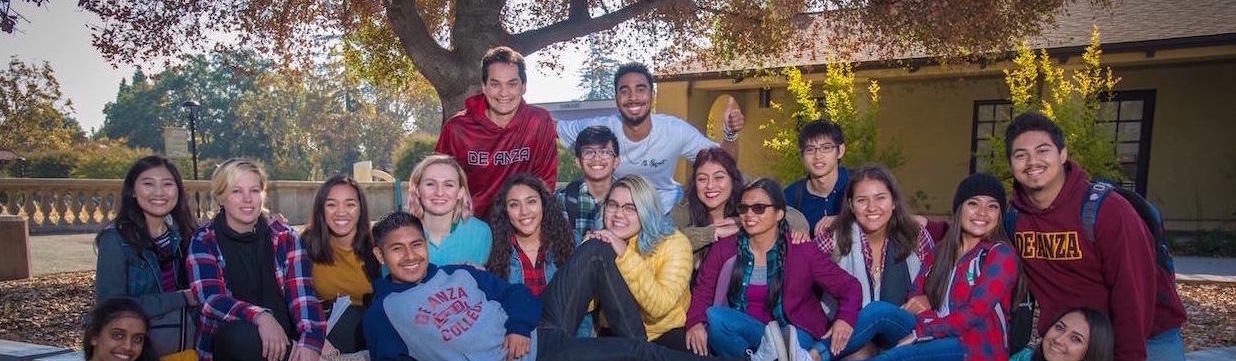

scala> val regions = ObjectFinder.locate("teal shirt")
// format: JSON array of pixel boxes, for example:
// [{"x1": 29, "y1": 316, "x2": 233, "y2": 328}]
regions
[
  {"x1": 427, "y1": 217, "x2": 493, "y2": 267},
  {"x1": 1009, "y1": 347, "x2": 1034, "y2": 361}
]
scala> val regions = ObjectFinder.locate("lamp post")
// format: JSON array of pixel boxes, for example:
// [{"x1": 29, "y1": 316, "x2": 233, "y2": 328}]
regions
[
  {"x1": 181, "y1": 100, "x2": 201, "y2": 219},
  {"x1": 180, "y1": 100, "x2": 201, "y2": 180}
]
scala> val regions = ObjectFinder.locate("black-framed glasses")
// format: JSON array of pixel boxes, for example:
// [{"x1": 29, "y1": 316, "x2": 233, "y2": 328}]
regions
[
  {"x1": 581, "y1": 149, "x2": 616, "y2": 160},
  {"x1": 604, "y1": 201, "x2": 638, "y2": 216},
  {"x1": 737, "y1": 203, "x2": 775, "y2": 215},
  {"x1": 802, "y1": 143, "x2": 838, "y2": 155}
]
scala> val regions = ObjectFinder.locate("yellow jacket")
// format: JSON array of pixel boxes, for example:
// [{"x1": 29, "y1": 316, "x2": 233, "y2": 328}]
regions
[{"x1": 614, "y1": 230, "x2": 693, "y2": 341}]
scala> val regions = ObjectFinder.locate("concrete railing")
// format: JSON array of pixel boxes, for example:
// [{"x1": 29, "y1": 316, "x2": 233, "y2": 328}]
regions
[{"x1": 0, "y1": 178, "x2": 399, "y2": 234}]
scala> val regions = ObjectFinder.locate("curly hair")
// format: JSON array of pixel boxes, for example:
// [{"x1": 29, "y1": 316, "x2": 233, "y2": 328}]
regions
[{"x1": 485, "y1": 173, "x2": 575, "y2": 279}]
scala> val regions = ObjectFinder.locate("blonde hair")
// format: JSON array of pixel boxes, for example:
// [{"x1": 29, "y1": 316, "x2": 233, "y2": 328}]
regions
[
  {"x1": 408, "y1": 154, "x2": 472, "y2": 223},
  {"x1": 211, "y1": 158, "x2": 268, "y2": 209}
]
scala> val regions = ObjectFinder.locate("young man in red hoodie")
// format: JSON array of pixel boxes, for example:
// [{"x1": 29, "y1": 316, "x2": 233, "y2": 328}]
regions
[
  {"x1": 1005, "y1": 111, "x2": 1187, "y2": 361},
  {"x1": 433, "y1": 46, "x2": 558, "y2": 219}
]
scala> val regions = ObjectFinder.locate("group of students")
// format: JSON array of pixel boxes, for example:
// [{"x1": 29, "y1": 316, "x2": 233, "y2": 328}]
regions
[{"x1": 81, "y1": 44, "x2": 1186, "y2": 361}]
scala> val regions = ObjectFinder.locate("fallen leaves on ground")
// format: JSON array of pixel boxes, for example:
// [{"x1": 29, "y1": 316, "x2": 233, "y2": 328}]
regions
[
  {"x1": 1179, "y1": 283, "x2": 1236, "y2": 351},
  {"x1": 1, "y1": 272, "x2": 1233, "y2": 352},
  {"x1": 0, "y1": 271, "x2": 94, "y2": 349}
]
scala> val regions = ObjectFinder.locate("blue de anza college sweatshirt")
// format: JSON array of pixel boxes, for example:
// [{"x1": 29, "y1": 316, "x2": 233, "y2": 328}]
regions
[{"x1": 364, "y1": 263, "x2": 541, "y2": 361}]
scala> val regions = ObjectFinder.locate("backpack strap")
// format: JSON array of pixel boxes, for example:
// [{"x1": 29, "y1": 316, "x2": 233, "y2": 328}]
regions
[
  {"x1": 1004, "y1": 207, "x2": 1019, "y2": 241},
  {"x1": 564, "y1": 180, "x2": 584, "y2": 227},
  {"x1": 1081, "y1": 182, "x2": 1116, "y2": 243},
  {"x1": 794, "y1": 179, "x2": 807, "y2": 211}
]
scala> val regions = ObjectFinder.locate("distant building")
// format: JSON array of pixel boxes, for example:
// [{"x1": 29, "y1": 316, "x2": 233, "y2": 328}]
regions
[
  {"x1": 536, "y1": 99, "x2": 617, "y2": 121},
  {"x1": 0, "y1": 149, "x2": 24, "y2": 176},
  {"x1": 654, "y1": 0, "x2": 1236, "y2": 230}
]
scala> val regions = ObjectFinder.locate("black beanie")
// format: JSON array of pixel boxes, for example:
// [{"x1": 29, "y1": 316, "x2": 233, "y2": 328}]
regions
[{"x1": 952, "y1": 173, "x2": 1007, "y2": 213}]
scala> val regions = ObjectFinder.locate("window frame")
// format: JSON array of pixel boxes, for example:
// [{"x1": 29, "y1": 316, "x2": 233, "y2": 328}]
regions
[{"x1": 968, "y1": 90, "x2": 1157, "y2": 195}]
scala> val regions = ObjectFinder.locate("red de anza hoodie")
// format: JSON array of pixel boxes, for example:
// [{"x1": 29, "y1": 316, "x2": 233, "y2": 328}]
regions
[
  {"x1": 435, "y1": 94, "x2": 558, "y2": 219},
  {"x1": 1010, "y1": 161, "x2": 1186, "y2": 361}
]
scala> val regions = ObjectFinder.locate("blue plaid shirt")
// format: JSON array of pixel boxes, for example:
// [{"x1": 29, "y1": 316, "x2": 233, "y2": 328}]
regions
[{"x1": 557, "y1": 181, "x2": 602, "y2": 244}]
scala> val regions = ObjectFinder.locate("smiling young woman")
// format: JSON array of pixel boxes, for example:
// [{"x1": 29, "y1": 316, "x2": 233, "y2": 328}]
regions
[
  {"x1": 93, "y1": 155, "x2": 198, "y2": 359},
  {"x1": 83, "y1": 298, "x2": 158, "y2": 361},
  {"x1": 300, "y1": 174, "x2": 380, "y2": 354},
  {"x1": 684, "y1": 179, "x2": 861, "y2": 361},
  {"x1": 406, "y1": 154, "x2": 492, "y2": 267},
  {"x1": 485, "y1": 173, "x2": 575, "y2": 297},
  {"x1": 186, "y1": 158, "x2": 325, "y2": 361}
]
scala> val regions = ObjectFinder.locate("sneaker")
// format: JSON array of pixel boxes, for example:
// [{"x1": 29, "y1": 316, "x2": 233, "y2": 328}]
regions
[
  {"x1": 787, "y1": 324, "x2": 814, "y2": 361},
  {"x1": 747, "y1": 321, "x2": 789, "y2": 361}
]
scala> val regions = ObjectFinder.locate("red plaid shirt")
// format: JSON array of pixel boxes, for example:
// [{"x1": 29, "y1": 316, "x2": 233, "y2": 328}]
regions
[
  {"x1": 911, "y1": 240, "x2": 1018, "y2": 361},
  {"x1": 186, "y1": 219, "x2": 325, "y2": 360},
  {"x1": 513, "y1": 241, "x2": 549, "y2": 296}
]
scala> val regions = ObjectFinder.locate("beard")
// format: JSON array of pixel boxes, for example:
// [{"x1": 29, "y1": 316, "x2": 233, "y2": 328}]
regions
[{"x1": 621, "y1": 111, "x2": 648, "y2": 127}]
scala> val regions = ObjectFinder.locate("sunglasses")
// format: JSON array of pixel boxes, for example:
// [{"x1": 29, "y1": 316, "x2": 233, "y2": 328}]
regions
[{"x1": 737, "y1": 203, "x2": 775, "y2": 215}]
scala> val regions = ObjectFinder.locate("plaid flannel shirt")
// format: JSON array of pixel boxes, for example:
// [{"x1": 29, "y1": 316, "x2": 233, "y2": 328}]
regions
[
  {"x1": 910, "y1": 241, "x2": 1018, "y2": 361},
  {"x1": 186, "y1": 219, "x2": 325, "y2": 360},
  {"x1": 556, "y1": 181, "x2": 602, "y2": 244}
]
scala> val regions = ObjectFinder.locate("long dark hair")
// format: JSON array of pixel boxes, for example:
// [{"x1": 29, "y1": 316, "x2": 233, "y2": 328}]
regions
[
  {"x1": 1033, "y1": 308, "x2": 1115, "y2": 361},
  {"x1": 486, "y1": 173, "x2": 575, "y2": 279},
  {"x1": 727, "y1": 178, "x2": 791, "y2": 319},
  {"x1": 685, "y1": 147, "x2": 744, "y2": 226},
  {"x1": 109, "y1": 156, "x2": 196, "y2": 255},
  {"x1": 923, "y1": 197, "x2": 1021, "y2": 309},
  {"x1": 301, "y1": 175, "x2": 380, "y2": 280},
  {"x1": 830, "y1": 165, "x2": 920, "y2": 261},
  {"x1": 83, "y1": 298, "x2": 157, "y2": 361}
]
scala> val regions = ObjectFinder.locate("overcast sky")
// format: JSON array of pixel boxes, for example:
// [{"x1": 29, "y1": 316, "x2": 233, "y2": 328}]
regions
[{"x1": 0, "y1": 1, "x2": 589, "y2": 134}]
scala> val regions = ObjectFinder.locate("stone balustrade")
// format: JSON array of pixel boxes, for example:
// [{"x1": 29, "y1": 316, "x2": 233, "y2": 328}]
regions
[{"x1": 0, "y1": 178, "x2": 399, "y2": 234}]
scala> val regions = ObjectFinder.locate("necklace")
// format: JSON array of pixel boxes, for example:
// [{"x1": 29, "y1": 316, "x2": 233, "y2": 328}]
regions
[{"x1": 867, "y1": 240, "x2": 886, "y2": 290}]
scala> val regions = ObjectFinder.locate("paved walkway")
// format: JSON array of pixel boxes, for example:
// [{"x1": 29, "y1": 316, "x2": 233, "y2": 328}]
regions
[
  {"x1": 1187, "y1": 346, "x2": 1236, "y2": 361},
  {"x1": 1174, "y1": 256, "x2": 1236, "y2": 283},
  {"x1": 28, "y1": 233, "x2": 96, "y2": 276}
]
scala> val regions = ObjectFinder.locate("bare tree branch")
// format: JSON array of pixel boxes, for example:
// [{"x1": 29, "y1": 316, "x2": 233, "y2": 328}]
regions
[
  {"x1": 511, "y1": 0, "x2": 668, "y2": 54},
  {"x1": 568, "y1": 0, "x2": 589, "y2": 21}
]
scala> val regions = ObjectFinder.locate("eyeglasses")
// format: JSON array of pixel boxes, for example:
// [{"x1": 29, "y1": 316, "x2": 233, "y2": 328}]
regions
[
  {"x1": 604, "y1": 201, "x2": 638, "y2": 216},
  {"x1": 581, "y1": 149, "x2": 616, "y2": 160},
  {"x1": 803, "y1": 143, "x2": 838, "y2": 155},
  {"x1": 737, "y1": 203, "x2": 775, "y2": 215}
]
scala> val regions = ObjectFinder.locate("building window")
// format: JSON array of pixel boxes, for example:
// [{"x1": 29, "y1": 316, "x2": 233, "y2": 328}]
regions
[
  {"x1": 969, "y1": 90, "x2": 1156, "y2": 195},
  {"x1": 1098, "y1": 90, "x2": 1156, "y2": 195},
  {"x1": 969, "y1": 101, "x2": 1014, "y2": 174}
]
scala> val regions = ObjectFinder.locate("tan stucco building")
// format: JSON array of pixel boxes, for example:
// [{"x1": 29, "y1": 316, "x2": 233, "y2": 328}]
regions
[{"x1": 653, "y1": 0, "x2": 1236, "y2": 231}]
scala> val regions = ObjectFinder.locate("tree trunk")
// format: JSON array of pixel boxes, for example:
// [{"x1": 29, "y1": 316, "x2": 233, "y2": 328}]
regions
[{"x1": 436, "y1": 82, "x2": 479, "y2": 122}]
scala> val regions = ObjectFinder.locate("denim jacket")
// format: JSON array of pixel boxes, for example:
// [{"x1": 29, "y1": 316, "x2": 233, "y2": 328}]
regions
[
  {"x1": 506, "y1": 248, "x2": 561, "y2": 286},
  {"x1": 94, "y1": 223, "x2": 197, "y2": 356}
]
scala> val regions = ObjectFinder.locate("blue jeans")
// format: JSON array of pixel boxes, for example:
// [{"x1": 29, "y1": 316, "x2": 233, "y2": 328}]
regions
[
  {"x1": 865, "y1": 338, "x2": 966, "y2": 361},
  {"x1": 1146, "y1": 328, "x2": 1186, "y2": 361},
  {"x1": 705, "y1": 306, "x2": 834, "y2": 358},
  {"x1": 705, "y1": 306, "x2": 770, "y2": 358},
  {"x1": 806, "y1": 301, "x2": 917, "y2": 360}
]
